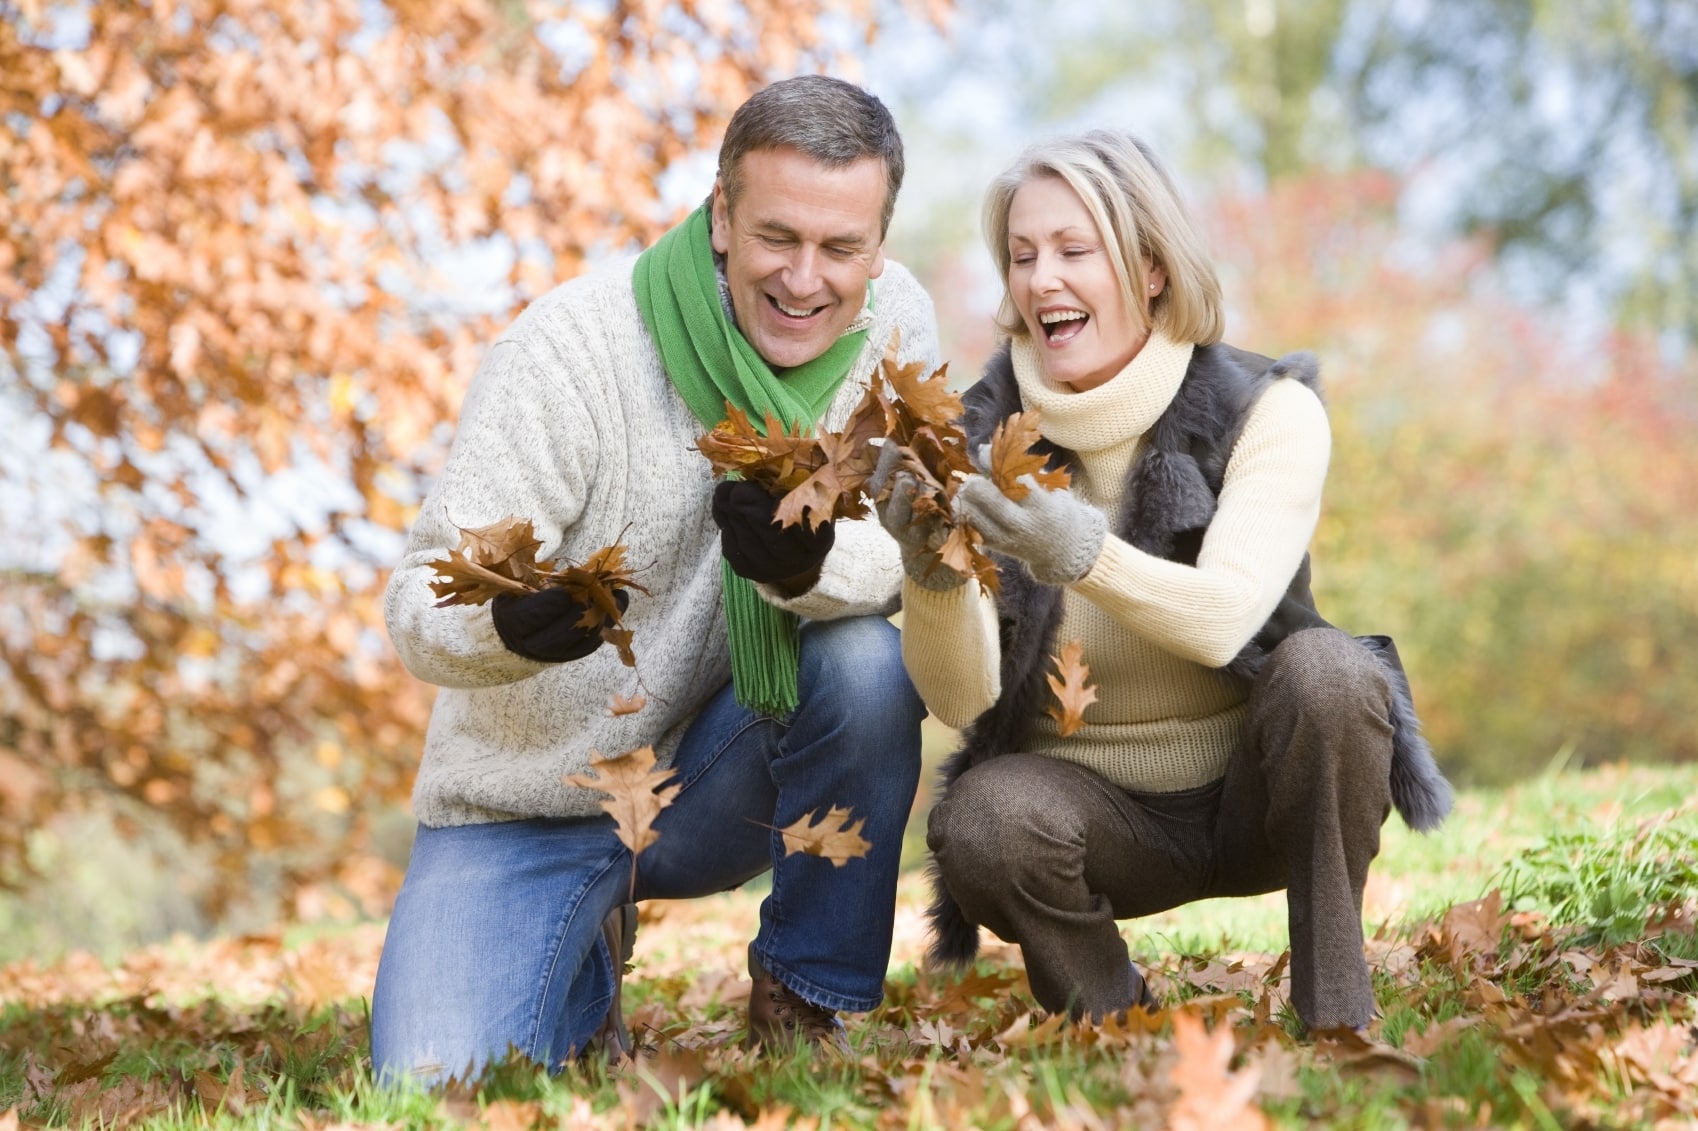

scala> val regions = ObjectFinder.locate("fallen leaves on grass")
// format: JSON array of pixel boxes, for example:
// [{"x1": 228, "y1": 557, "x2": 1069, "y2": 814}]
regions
[{"x1": 5, "y1": 865, "x2": 1698, "y2": 1131}]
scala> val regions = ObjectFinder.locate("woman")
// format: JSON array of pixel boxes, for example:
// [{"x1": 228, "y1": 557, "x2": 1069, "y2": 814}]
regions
[{"x1": 873, "y1": 130, "x2": 1452, "y2": 1032}]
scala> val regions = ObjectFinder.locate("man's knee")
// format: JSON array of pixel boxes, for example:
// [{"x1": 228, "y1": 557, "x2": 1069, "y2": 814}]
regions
[{"x1": 800, "y1": 617, "x2": 924, "y2": 730}]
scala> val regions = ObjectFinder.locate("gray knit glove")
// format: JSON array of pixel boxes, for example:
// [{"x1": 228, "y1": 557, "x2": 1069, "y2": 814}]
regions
[
  {"x1": 956, "y1": 465, "x2": 1108, "y2": 585},
  {"x1": 866, "y1": 442, "x2": 968, "y2": 591}
]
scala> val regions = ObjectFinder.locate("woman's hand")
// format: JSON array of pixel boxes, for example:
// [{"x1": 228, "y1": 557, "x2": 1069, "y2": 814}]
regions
[
  {"x1": 867, "y1": 442, "x2": 968, "y2": 591},
  {"x1": 956, "y1": 456, "x2": 1107, "y2": 585}
]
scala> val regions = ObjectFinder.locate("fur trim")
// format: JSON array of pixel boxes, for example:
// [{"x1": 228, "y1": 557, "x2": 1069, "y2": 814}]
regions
[
  {"x1": 1129, "y1": 450, "x2": 1216, "y2": 558},
  {"x1": 1358, "y1": 635, "x2": 1453, "y2": 831}
]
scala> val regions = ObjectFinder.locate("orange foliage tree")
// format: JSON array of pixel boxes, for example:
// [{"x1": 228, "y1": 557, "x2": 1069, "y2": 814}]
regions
[
  {"x1": 1210, "y1": 170, "x2": 1698, "y2": 782},
  {"x1": 0, "y1": 0, "x2": 946, "y2": 920}
]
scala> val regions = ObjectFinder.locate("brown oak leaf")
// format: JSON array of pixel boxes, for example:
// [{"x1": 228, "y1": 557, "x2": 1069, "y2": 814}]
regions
[
  {"x1": 1168, "y1": 1009, "x2": 1270, "y2": 1131},
  {"x1": 428, "y1": 516, "x2": 549, "y2": 606},
  {"x1": 608, "y1": 692, "x2": 646, "y2": 717},
  {"x1": 694, "y1": 403, "x2": 824, "y2": 496},
  {"x1": 1044, "y1": 639, "x2": 1098, "y2": 737},
  {"x1": 430, "y1": 522, "x2": 653, "y2": 667},
  {"x1": 772, "y1": 806, "x2": 872, "y2": 867},
  {"x1": 986, "y1": 410, "x2": 1071, "y2": 501},
  {"x1": 564, "y1": 747, "x2": 680, "y2": 896}
]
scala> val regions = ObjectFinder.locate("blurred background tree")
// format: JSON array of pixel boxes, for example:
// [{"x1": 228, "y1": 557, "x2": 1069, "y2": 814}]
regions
[
  {"x1": 0, "y1": 0, "x2": 946, "y2": 952},
  {"x1": 2, "y1": 0, "x2": 1692, "y2": 958}
]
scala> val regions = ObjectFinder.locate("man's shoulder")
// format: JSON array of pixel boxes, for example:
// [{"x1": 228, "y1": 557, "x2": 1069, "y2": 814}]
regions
[
  {"x1": 873, "y1": 259, "x2": 932, "y2": 311},
  {"x1": 499, "y1": 255, "x2": 643, "y2": 344},
  {"x1": 868, "y1": 259, "x2": 939, "y2": 362}
]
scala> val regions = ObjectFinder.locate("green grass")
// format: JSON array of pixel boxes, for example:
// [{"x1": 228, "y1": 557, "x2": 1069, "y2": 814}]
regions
[{"x1": 2, "y1": 760, "x2": 1695, "y2": 1129}]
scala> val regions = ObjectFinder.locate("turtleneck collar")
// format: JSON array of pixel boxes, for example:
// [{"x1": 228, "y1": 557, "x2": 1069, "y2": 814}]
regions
[{"x1": 1010, "y1": 328, "x2": 1195, "y2": 455}]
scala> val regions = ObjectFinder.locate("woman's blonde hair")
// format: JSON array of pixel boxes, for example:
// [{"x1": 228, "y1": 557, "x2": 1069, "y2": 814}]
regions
[{"x1": 983, "y1": 130, "x2": 1224, "y2": 345}]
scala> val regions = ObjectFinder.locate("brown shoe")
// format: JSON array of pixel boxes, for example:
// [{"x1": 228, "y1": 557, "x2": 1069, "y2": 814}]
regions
[
  {"x1": 1129, "y1": 962, "x2": 1160, "y2": 1012},
  {"x1": 745, "y1": 944, "x2": 849, "y2": 1054},
  {"x1": 587, "y1": 903, "x2": 637, "y2": 1061}
]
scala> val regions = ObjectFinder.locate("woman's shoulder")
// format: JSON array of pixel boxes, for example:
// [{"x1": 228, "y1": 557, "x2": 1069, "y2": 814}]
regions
[{"x1": 1192, "y1": 341, "x2": 1322, "y2": 398}]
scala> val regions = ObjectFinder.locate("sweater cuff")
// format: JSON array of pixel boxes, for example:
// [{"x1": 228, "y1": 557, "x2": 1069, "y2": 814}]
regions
[{"x1": 900, "y1": 578, "x2": 1001, "y2": 728}]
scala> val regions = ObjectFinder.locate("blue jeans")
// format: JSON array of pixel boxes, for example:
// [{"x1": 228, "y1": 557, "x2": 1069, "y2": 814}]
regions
[{"x1": 368, "y1": 616, "x2": 924, "y2": 1083}]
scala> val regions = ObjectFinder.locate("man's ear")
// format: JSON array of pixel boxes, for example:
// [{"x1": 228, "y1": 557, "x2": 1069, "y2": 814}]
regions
[
  {"x1": 710, "y1": 181, "x2": 731, "y2": 256},
  {"x1": 868, "y1": 243, "x2": 886, "y2": 280}
]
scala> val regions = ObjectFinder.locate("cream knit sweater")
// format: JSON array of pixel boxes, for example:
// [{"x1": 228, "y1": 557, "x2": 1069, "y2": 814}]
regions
[
  {"x1": 901, "y1": 330, "x2": 1331, "y2": 793},
  {"x1": 385, "y1": 257, "x2": 939, "y2": 827}
]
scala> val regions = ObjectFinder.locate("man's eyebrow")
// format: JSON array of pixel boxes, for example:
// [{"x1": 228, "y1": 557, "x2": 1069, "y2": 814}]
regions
[{"x1": 752, "y1": 219, "x2": 870, "y2": 248}]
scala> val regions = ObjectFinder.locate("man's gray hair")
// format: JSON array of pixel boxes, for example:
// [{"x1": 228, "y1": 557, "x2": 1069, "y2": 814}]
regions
[{"x1": 717, "y1": 75, "x2": 905, "y2": 237}]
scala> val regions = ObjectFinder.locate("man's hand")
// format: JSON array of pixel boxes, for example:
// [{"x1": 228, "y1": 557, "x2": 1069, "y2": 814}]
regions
[
  {"x1": 867, "y1": 442, "x2": 966, "y2": 591},
  {"x1": 956, "y1": 467, "x2": 1107, "y2": 586},
  {"x1": 492, "y1": 587, "x2": 629, "y2": 663},
  {"x1": 712, "y1": 479, "x2": 834, "y2": 587}
]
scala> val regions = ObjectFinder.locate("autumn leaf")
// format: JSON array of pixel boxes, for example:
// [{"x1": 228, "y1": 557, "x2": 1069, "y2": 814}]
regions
[
  {"x1": 694, "y1": 403, "x2": 825, "y2": 495},
  {"x1": 768, "y1": 806, "x2": 873, "y2": 867},
  {"x1": 1044, "y1": 640, "x2": 1098, "y2": 737},
  {"x1": 429, "y1": 520, "x2": 650, "y2": 668},
  {"x1": 772, "y1": 430, "x2": 861, "y2": 532},
  {"x1": 427, "y1": 516, "x2": 550, "y2": 606},
  {"x1": 609, "y1": 692, "x2": 646, "y2": 717},
  {"x1": 880, "y1": 332, "x2": 963, "y2": 429},
  {"x1": 986, "y1": 411, "x2": 1071, "y2": 501},
  {"x1": 1168, "y1": 1010, "x2": 1269, "y2": 1131},
  {"x1": 563, "y1": 747, "x2": 680, "y2": 859}
]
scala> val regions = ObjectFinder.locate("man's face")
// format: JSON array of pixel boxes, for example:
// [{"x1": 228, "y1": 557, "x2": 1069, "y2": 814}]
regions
[{"x1": 711, "y1": 147, "x2": 888, "y2": 370}]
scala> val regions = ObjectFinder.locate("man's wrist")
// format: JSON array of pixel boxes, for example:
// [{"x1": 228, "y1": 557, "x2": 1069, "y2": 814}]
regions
[{"x1": 764, "y1": 562, "x2": 823, "y2": 598}]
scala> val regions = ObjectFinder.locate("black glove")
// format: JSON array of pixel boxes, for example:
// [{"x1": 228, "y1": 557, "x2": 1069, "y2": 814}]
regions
[
  {"x1": 491, "y1": 587, "x2": 629, "y2": 663},
  {"x1": 711, "y1": 479, "x2": 834, "y2": 583}
]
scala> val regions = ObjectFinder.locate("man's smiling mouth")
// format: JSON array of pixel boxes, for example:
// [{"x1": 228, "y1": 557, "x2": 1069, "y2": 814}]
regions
[{"x1": 771, "y1": 296, "x2": 825, "y2": 319}]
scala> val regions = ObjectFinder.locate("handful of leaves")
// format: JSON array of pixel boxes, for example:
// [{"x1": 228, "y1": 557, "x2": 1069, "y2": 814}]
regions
[
  {"x1": 695, "y1": 334, "x2": 1074, "y2": 595},
  {"x1": 427, "y1": 517, "x2": 650, "y2": 667}
]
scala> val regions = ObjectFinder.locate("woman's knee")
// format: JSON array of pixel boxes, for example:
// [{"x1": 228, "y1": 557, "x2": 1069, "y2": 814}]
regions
[
  {"x1": 1258, "y1": 628, "x2": 1389, "y2": 719},
  {"x1": 929, "y1": 756, "x2": 1083, "y2": 882}
]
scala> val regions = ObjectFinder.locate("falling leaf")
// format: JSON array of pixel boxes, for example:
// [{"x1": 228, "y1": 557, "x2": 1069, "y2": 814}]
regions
[
  {"x1": 769, "y1": 806, "x2": 872, "y2": 867},
  {"x1": 609, "y1": 692, "x2": 646, "y2": 717},
  {"x1": 1044, "y1": 640, "x2": 1098, "y2": 737},
  {"x1": 985, "y1": 411, "x2": 1070, "y2": 501},
  {"x1": 563, "y1": 747, "x2": 680, "y2": 859}
]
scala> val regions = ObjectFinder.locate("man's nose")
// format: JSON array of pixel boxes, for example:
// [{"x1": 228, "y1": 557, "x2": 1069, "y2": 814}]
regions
[{"x1": 782, "y1": 246, "x2": 822, "y2": 296}]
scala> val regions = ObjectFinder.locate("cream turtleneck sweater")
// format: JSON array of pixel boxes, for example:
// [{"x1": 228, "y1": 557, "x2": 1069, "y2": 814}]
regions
[{"x1": 901, "y1": 330, "x2": 1331, "y2": 793}]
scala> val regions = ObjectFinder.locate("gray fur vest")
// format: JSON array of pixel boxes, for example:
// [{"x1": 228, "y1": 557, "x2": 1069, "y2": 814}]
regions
[{"x1": 926, "y1": 341, "x2": 1453, "y2": 968}]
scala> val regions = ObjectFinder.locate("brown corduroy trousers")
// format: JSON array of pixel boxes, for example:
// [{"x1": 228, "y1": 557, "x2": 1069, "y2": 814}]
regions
[{"x1": 928, "y1": 627, "x2": 1395, "y2": 1030}]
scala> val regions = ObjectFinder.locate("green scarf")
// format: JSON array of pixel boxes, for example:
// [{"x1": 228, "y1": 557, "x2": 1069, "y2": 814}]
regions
[{"x1": 633, "y1": 203, "x2": 870, "y2": 715}]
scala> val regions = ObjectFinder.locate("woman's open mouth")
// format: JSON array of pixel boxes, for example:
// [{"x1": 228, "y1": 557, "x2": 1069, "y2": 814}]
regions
[{"x1": 1040, "y1": 309, "x2": 1089, "y2": 343}]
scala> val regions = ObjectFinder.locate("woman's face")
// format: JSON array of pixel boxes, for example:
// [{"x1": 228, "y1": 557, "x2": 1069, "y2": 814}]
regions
[{"x1": 1005, "y1": 175, "x2": 1164, "y2": 392}]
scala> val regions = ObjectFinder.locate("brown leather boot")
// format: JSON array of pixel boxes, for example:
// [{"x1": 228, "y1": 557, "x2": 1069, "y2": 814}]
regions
[
  {"x1": 745, "y1": 944, "x2": 849, "y2": 1054},
  {"x1": 587, "y1": 903, "x2": 637, "y2": 1061},
  {"x1": 1129, "y1": 962, "x2": 1160, "y2": 1012}
]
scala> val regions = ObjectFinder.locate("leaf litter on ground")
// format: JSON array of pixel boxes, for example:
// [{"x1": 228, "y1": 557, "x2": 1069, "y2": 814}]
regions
[{"x1": 3, "y1": 764, "x2": 1696, "y2": 1129}]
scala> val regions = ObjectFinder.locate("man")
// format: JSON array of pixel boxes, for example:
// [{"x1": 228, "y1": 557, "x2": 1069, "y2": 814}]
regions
[{"x1": 370, "y1": 76, "x2": 939, "y2": 1084}]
